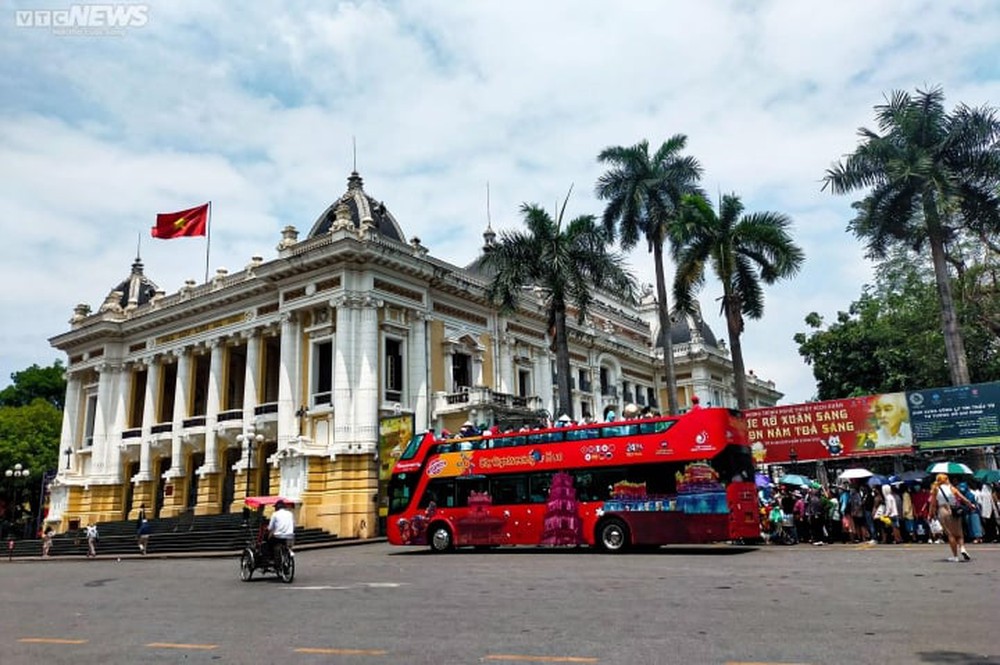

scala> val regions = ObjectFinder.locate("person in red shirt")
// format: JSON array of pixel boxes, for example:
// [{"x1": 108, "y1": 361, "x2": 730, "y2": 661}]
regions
[{"x1": 911, "y1": 485, "x2": 931, "y2": 542}]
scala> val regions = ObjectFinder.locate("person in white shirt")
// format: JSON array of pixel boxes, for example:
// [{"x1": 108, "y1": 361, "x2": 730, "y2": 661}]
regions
[
  {"x1": 267, "y1": 500, "x2": 295, "y2": 558},
  {"x1": 976, "y1": 483, "x2": 998, "y2": 543}
]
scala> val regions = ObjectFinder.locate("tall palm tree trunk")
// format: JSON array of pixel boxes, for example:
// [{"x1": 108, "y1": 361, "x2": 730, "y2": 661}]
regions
[
  {"x1": 552, "y1": 305, "x2": 574, "y2": 420},
  {"x1": 723, "y1": 294, "x2": 749, "y2": 411},
  {"x1": 923, "y1": 196, "x2": 971, "y2": 385},
  {"x1": 652, "y1": 243, "x2": 679, "y2": 415}
]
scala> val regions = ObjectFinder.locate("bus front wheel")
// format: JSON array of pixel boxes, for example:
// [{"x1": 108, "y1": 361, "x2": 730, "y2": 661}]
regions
[
  {"x1": 428, "y1": 523, "x2": 454, "y2": 553},
  {"x1": 597, "y1": 518, "x2": 629, "y2": 553}
]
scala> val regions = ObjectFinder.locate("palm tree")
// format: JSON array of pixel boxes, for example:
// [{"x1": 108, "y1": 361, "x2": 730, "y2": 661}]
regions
[
  {"x1": 823, "y1": 86, "x2": 1000, "y2": 386},
  {"x1": 480, "y1": 192, "x2": 636, "y2": 421},
  {"x1": 596, "y1": 137, "x2": 704, "y2": 415},
  {"x1": 673, "y1": 194, "x2": 804, "y2": 410}
]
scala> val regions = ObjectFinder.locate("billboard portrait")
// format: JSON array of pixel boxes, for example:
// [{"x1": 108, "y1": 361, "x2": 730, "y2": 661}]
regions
[
  {"x1": 378, "y1": 413, "x2": 415, "y2": 517},
  {"x1": 745, "y1": 392, "x2": 913, "y2": 464}
]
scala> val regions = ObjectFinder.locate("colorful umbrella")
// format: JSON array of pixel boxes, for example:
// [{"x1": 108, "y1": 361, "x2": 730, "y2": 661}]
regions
[
  {"x1": 837, "y1": 468, "x2": 874, "y2": 480},
  {"x1": 926, "y1": 461, "x2": 974, "y2": 476},
  {"x1": 778, "y1": 474, "x2": 812, "y2": 487},
  {"x1": 754, "y1": 472, "x2": 772, "y2": 488},
  {"x1": 867, "y1": 475, "x2": 889, "y2": 486},
  {"x1": 899, "y1": 470, "x2": 929, "y2": 484},
  {"x1": 973, "y1": 469, "x2": 1000, "y2": 483}
]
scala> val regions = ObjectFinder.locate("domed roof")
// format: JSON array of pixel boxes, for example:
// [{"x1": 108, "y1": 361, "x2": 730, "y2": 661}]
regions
[
  {"x1": 463, "y1": 223, "x2": 498, "y2": 275},
  {"x1": 656, "y1": 309, "x2": 720, "y2": 349},
  {"x1": 102, "y1": 256, "x2": 159, "y2": 311},
  {"x1": 306, "y1": 171, "x2": 406, "y2": 243}
]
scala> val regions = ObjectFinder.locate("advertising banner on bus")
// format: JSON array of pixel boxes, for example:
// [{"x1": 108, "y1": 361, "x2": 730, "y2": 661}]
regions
[
  {"x1": 908, "y1": 381, "x2": 1000, "y2": 450},
  {"x1": 745, "y1": 392, "x2": 913, "y2": 464}
]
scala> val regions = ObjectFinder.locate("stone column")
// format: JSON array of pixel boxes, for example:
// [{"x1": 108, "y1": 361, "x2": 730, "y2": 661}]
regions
[
  {"x1": 169, "y1": 348, "x2": 191, "y2": 477},
  {"x1": 137, "y1": 359, "x2": 160, "y2": 481},
  {"x1": 107, "y1": 362, "x2": 128, "y2": 480},
  {"x1": 59, "y1": 372, "x2": 83, "y2": 478},
  {"x1": 333, "y1": 296, "x2": 357, "y2": 450},
  {"x1": 499, "y1": 332, "x2": 513, "y2": 396},
  {"x1": 407, "y1": 310, "x2": 429, "y2": 432},
  {"x1": 277, "y1": 312, "x2": 299, "y2": 450},
  {"x1": 204, "y1": 339, "x2": 224, "y2": 473},
  {"x1": 537, "y1": 351, "x2": 554, "y2": 419},
  {"x1": 243, "y1": 330, "x2": 261, "y2": 422},
  {"x1": 355, "y1": 295, "x2": 382, "y2": 452},
  {"x1": 91, "y1": 363, "x2": 114, "y2": 477}
]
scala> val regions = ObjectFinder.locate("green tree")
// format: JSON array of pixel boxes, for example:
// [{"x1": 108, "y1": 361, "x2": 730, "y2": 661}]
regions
[
  {"x1": 823, "y1": 86, "x2": 1000, "y2": 387},
  {"x1": 795, "y1": 250, "x2": 1000, "y2": 399},
  {"x1": 480, "y1": 193, "x2": 637, "y2": 420},
  {"x1": 673, "y1": 194, "x2": 804, "y2": 410},
  {"x1": 0, "y1": 361, "x2": 66, "y2": 410},
  {"x1": 596, "y1": 136, "x2": 705, "y2": 415}
]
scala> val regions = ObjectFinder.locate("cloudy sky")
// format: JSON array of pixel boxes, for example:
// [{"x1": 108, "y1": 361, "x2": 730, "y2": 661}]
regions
[{"x1": 1, "y1": 1, "x2": 998, "y2": 404}]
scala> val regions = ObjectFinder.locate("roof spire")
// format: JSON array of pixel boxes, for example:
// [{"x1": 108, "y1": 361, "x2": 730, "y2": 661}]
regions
[{"x1": 483, "y1": 181, "x2": 496, "y2": 247}]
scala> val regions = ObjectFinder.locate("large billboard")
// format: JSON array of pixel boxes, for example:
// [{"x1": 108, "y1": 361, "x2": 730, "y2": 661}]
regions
[
  {"x1": 745, "y1": 392, "x2": 913, "y2": 464},
  {"x1": 908, "y1": 381, "x2": 1000, "y2": 450},
  {"x1": 378, "y1": 414, "x2": 415, "y2": 518}
]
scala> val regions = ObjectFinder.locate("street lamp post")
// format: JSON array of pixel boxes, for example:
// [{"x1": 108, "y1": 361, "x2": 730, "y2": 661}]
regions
[
  {"x1": 4, "y1": 463, "x2": 30, "y2": 538},
  {"x1": 236, "y1": 427, "x2": 264, "y2": 500}
]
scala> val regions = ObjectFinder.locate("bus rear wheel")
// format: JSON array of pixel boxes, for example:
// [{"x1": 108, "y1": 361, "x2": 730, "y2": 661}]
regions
[
  {"x1": 597, "y1": 518, "x2": 629, "y2": 553},
  {"x1": 428, "y1": 523, "x2": 454, "y2": 553}
]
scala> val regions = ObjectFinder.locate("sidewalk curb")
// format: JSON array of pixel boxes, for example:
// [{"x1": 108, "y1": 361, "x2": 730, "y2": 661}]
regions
[{"x1": 4, "y1": 537, "x2": 388, "y2": 562}]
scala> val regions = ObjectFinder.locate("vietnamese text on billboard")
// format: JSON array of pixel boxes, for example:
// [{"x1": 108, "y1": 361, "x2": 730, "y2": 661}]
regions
[
  {"x1": 907, "y1": 381, "x2": 1000, "y2": 450},
  {"x1": 745, "y1": 392, "x2": 913, "y2": 464}
]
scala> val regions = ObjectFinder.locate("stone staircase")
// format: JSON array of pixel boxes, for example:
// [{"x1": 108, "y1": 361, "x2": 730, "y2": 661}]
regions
[{"x1": 6, "y1": 512, "x2": 340, "y2": 558}]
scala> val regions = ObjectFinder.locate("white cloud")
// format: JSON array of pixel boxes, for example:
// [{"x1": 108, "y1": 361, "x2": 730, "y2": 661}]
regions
[{"x1": 1, "y1": 0, "x2": 997, "y2": 403}]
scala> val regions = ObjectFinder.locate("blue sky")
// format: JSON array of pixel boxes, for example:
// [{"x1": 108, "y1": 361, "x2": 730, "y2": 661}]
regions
[{"x1": 1, "y1": 1, "x2": 998, "y2": 404}]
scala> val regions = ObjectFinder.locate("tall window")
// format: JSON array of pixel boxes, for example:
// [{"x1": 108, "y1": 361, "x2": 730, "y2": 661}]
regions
[
  {"x1": 452, "y1": 353, "x2": 472, "y2": 391},
  {"x1": 312, "y1": 339, "x2": 333, "y2": 406},
  {"x1": 518, "y1": 369, "x2": 531, "y2": 397},
  {"x1": 191, "y1": 354, "x2": 210, "y2": 416},
  {"x1": 599, "y1": 367, "x2": 610, "y2": 395},
  {"x1": 385, "y1": 338, "x2": 403, "y2": 403},
  {"x1": 262, "y1": 336, "x2": 280, "y2": 403},
  {"x1": 83, "y1": 392, "x2": 98, "y2": 447},
  {"x1": 225, "y1": 344, "x2": 246, "y2": 410},
  {"x1": 129, "y1": 369, "x2": 147, "y2": 428},
  {"x1": 158, "y1": 363, "x2": 177, "y2": 423}
]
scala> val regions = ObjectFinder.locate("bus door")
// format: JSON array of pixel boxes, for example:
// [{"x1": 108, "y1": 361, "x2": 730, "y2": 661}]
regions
[{"x1": 727, "y1": 481, "x2": 760, "y2": 540}]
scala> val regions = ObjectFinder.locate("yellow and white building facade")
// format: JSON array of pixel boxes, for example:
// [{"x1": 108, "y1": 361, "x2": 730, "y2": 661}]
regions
[{"x1": 46, "y1": 172, "x2": 782, "y2": 538}]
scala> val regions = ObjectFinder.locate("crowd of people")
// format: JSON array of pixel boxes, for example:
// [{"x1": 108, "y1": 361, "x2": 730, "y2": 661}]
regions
[{"x1": 758, "y1": 474, "x2": 999, "y2": 559}]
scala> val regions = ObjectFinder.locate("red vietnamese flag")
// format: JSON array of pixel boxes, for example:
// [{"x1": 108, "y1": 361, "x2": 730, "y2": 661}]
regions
[{"x1": 152, "y1": 203, "x2": 209, "y2": 239}]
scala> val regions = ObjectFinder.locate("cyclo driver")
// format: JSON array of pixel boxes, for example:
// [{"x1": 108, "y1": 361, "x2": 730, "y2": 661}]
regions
[{"x1": 267, "y1": 499, "x2": 295, "y2": 560}]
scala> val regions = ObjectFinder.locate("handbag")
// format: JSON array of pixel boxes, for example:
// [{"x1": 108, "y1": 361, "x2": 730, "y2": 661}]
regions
[{"x1": 952, "y1": 502, "x2": 968, "y2": 518}]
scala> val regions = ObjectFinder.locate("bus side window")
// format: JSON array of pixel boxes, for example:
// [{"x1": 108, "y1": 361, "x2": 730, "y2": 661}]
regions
[
  {"x1": 419, "y1": 478, "x2": 456, "y2": 509},
  {"x1": 529, "y1": 472, "x2": 554, "y2": 503},
  {"x1": 455, "y1": 477, "x2": 490, "y2": 507},
  {"x1": 491, "y1": 475, "x2": 528, "y2": 505}
]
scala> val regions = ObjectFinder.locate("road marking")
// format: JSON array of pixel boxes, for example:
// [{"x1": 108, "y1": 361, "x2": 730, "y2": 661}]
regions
[
  {"x1": 288, "y1": 585, "x2": 355, "y2": 590},
  {"x1": 19, "y1": 638, "x2": 89, "y2": 645},
  {"x1": 295, "y1": 647, "x2": 387, "y2": 656},
  {"x1": 483, "y1": 656, "x2": 598, "y2": 663},
  {"x1": 146, "y1": 642, "x2": 218, "y2": 650}
]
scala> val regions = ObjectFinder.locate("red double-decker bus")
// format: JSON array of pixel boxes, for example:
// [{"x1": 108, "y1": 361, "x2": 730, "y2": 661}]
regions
[{"x1": 386, "y1": 407, "x2": 759, "y2": 552}]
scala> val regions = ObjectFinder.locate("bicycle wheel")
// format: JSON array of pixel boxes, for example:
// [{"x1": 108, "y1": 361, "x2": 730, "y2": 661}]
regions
[
  {"x1": 277, "y1": 547, "x2": 295, "y2": 583},
  {"x1": 239, "y1": 550, "x2": 254, "y2": 582}
]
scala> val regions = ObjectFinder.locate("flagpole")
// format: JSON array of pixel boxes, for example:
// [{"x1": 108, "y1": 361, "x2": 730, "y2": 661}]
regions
[{"x1": 204, "y1": 201, "x2": 212, "y2": 283}]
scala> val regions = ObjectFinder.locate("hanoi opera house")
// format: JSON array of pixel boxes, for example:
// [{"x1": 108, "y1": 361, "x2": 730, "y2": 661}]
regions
[{"x1": 46, "y1": 172, "x2": 782, "y2": 537}]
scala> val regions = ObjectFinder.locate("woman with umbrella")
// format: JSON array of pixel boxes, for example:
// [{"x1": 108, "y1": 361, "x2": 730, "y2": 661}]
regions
[{"x1": 928, "y1": 473, "x2": 977, "y2": 562}]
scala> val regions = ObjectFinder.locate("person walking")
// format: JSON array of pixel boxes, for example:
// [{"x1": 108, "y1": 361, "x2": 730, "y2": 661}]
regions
[
  {"x1": 928, "y1": 474, "x2": 976, "y2": 562},
  {"x1": 85, "y1": 522, "x2": 99, "y2": 558},
  {"x1": 977, "y1": 483, "x2": 998, "y2": 543},
  {"x1": 42, "y1": 527, "x2": 54, "y2": 558},
  {"x1": 136, "y1": 519, "x2": 151, "y2": 555}
]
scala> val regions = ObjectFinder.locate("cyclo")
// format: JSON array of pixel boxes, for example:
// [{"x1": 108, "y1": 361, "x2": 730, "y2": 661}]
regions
[{"x1": 238, "y1": 496, "x2": 295, "y2": 583}]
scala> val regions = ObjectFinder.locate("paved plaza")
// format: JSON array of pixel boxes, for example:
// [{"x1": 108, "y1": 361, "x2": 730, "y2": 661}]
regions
[{"x1": 2, "y1": 542, "x2": 998, "y2": 664}]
